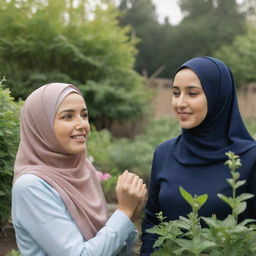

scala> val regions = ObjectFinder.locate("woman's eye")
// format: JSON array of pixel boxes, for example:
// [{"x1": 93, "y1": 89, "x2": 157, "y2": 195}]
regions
[
  {"x1": 62, "y1": 114, "x2": 72, "y2": 119},
  {"x1": 82, "y1": 113, "x2": 88, "y2": 119},
  {"x1": 173, "y1": 91, "x2": 180, "y2": 96},
  {"x1": 188, "y1": 92, "x2": 198, "y2": 96}
]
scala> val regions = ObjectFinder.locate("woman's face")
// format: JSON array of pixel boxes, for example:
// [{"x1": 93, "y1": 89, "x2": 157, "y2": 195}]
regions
[
  {"x1": 172, "y1": 68, "x2": 208, "y2": 129},
  {"x1": 54, "y1": 93, "x2": 90, "y2": 154}
]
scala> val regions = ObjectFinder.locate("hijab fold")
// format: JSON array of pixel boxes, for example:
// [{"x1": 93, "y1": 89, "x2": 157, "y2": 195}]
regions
[
  {"x1": 173, "y1": 57, "x2": 256, "y2": 166},
  {"x1": 14, "y1": 83, "x2": 108, "y2": 239}
]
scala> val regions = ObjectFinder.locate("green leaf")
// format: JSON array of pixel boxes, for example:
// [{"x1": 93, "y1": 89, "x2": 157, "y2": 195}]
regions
[
  {"x1": 179, "y1": 187, "x2": 194, "y2": 207},
  {"x1": 153, "y1": 237, "x2": 166, "y2": 248},
  {"x1": 234, "y1": 202, "x2": 247, "y2": 216},
  {"x1": 202, "y1": 217, "x2": 219, "y2": 228},
  {"x1": 234, "y1": 180, "x2": 246, "y2": 189},
  {"x1": 217, "y1": 193, "x2": 234, "y2": 208},
  {"x1": 226, "y1": 178, "x2": 235, "y2": 187},
  {"x1": 237, "y1": 193, "x2": 254, "y2": 202},
  {"x1": 197, "y1": 193, "x2": 208, "y2": 207},
  {"x1": 239, "y1": 218, "x2": 256, "y2": 226}
]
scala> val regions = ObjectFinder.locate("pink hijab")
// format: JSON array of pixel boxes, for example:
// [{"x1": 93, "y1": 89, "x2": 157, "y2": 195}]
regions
[{"x1": 14, "y1": 83, "x2": 108, "y2": 239}]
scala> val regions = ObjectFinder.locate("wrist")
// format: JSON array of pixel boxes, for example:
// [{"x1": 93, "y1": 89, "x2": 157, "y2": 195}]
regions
[{"x1": 117, "y1": 207, "x2": 134, "y2": 221}]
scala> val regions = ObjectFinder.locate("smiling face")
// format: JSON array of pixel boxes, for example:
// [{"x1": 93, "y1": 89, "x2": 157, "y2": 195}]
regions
[
  {"x1": 53, "y1": 92, "x2": 90, "y2": 154},
  {"x1": 172, "y1": 68, "x2": 208, "y2": 129}
]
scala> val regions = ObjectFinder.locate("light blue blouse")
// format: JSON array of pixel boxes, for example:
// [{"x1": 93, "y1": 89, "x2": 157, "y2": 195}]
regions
[{"x1": 12, "y1": 174, "x2": 137, "y2": 256}]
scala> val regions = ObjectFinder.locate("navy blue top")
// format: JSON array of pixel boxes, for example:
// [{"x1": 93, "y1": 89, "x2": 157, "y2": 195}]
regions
[{"x1": 140, "y1": 57, "x2": 256, "y2": 255}]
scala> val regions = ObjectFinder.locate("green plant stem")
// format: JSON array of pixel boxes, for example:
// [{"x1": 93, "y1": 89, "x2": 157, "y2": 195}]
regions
[{"x1": 232, "y1": 171, "x2": 237, "y2": 221}]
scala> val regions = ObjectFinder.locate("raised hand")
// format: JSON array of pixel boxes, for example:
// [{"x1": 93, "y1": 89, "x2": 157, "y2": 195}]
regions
[{"x1": 116, "y1": 170, "x2": 147, "y2": 222}]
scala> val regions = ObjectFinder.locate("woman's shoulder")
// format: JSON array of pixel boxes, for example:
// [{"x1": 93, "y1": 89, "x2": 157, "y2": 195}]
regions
[
  {"x1": 14, "y1": 173, "x2": 42, "y2": 184},
  {"x1": 13, "y1": 174, "x2": 46, "y2": 190},
  {"x1": 155, "y1": 136, "x2": 179, "y2": 153},
  {"x1": 13, "y1": 174, "x2": 59, "y2": 198},
  {"x1": 245, "y1": 145, "x2": 256, "y2": 155},
  {"x1": 240, "y1": 145, "x2": 256, "y2": 164}
]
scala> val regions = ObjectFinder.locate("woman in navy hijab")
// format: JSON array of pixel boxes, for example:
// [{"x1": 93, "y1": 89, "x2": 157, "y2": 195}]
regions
[{"x1": 140, "y1": 56, "x2": 256, "y2": 255}]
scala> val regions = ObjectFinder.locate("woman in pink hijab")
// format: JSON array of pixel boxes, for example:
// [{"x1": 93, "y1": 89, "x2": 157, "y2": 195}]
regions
[{"x1": 12, "y1": 83, "x2": 147, "y2": 256}]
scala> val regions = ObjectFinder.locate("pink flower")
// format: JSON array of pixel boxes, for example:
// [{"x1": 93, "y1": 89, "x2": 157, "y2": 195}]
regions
[{"x1": 96, "y1": 171, "x2": 112, "y2": 182}]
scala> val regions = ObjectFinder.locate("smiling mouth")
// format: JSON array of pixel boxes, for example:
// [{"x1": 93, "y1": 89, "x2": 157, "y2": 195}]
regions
[
  {"x1": 71, "y1": 135, "x2": 86, "y2": 142},
  {"x1": 177, "y1": 112, "x2": 192, "y2": 120}
]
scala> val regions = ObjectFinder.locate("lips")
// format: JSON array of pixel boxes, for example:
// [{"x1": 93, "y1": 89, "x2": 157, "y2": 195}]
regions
[
  {"x1": 71, "y1": 134, "x2": 86, "y2": 142},
  {"x1": 177, "y1": 111, "x2": 192, "y2": 120}
]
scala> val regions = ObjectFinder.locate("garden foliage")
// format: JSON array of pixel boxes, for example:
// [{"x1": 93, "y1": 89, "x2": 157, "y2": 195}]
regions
[
  {"x1": 0, "y1": 78, "x2": 21, "y2": 225},
  {"x1": 5, "y1": 250, "x2": 20, "y2": 256},
  {"x1": 87, "y1": 118, "x2": 180, "y2": 181},
  {"x1": 216, "y1": 26, "x2": 256, "y2": 87},
  {"x1": 147, "y1": 152, "x2": 256, "y2": 256},
  {"x1": 0, "y1": 0, "x2": 149, "y2": 129},
  {"x1": 119, "y1": 0, "x2": 246, "y2": 78}
]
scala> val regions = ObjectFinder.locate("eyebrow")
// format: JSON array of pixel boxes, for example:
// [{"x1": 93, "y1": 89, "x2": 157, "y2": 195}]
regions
[
  {"x1": 58, "y1": 108, "x2": 87, "y2": 115},
  {"x1": 172, "y1": 85, "x2": 202, "y2": 90}
]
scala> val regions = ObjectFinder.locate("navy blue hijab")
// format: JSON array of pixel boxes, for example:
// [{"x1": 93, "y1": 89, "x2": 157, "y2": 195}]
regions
[{"x1": 173, "y1": 56, "x2": 256, "y2": 165}]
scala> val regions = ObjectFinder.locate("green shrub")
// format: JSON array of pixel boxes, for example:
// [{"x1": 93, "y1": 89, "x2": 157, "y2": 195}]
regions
[
  {"x1": 138, "y1": 118, "x2": 180, "y2": 147},
  {"x1": 87, "y1": 118, "x2": 180, "y2": 181},
  {"x1": 0, "y1": 78, "x2": 22, "y2": 225},
  {"x1": 87, "y1": 127, "x2": 116, "y2": 172},
  {"x1": 87, "y1": 118, "x2": 180, "y2": 201},
  {"x1": 147, "y1": 152, "x2": 256, "y2": 255},
  {"x1": 101, "y1": 171, "x2": 118, "y2": 203},
  {"x1": 110, "y1": 139, "x2": 152, "y2": 177},
  {"x1": 5, "y1": 250, "x2": 20, "y2": 256}
]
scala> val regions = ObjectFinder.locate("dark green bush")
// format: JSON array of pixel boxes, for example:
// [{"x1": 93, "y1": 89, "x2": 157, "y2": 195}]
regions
[{"x1": 0, "y1": 78, "x2": 21, "y2": 226}]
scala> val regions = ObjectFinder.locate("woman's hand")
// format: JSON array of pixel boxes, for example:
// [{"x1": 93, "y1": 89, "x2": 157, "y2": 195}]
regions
[{"x1": 116, "y1": 170, "x2": 147, "y2": 222}]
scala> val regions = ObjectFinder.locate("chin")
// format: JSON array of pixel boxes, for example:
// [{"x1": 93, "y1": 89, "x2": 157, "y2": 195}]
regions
[
  {"x1": 180, "y1": 121, "x2": 192, "y2": 129},
  {"x1": 66, "y1": 147, "x2": 85, "y2": 155},
  {"x1": 74, "y1": 148, "x2": 85, "y2": 154}
]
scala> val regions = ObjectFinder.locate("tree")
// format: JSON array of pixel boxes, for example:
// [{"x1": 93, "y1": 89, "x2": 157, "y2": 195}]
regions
[
  {"x1": 0, "y1": 0, "x2": 149, "y2": 129},
  {"x1": 215, "y1": 26, "x2": 256, "y2": 87},
  {"x1": 118, "y1": 0, "x2": 246, "y2": 79},
  {"x1": 156, "y1": 0, "x2": 246, "y2": 78},
  {"x1": 178, "y1": 0, "x2": 213, "y2": 18},
  {"x1": 118, "y1": 0, "x2": 165, "y2": 76}
]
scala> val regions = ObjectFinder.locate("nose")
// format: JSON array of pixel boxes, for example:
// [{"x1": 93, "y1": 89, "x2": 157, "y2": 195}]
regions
[
  {"x1": 176, "y1": 94, "x2": 187, "y2": 108},
  {"x1": 75, "y1": 117, "x2": 88, "y2": 130}
]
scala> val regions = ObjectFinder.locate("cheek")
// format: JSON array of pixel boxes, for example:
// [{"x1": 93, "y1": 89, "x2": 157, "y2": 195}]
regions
[
  {"x1": 87, "y1": 123, "x2": 90, "y2": 134},
  {"x1": 203, "y1": 108, "x2": 208, "y2": 119},
  {"x1": 54, "y1": 122, "x2": 70, "y2": 140},
  {"x1": 197, "y1": 99, "x2": 208, "y2": 120},
  {"x1": 171, "y1": 97, "x2": 176, "y2": 109}
]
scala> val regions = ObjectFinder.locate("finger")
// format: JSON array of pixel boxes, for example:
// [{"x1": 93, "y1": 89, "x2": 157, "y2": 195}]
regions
[
  {"x1": 122, "y1": 170, "x2": 128, "y2": 176},
  {"x1": 135, "y1": 178, "x2": 144, "y2": 192},
  {"x1": 137, "y1": 178, "x2": 143, "y2": 187},
  {"x1": 117, "y1": 171, "x2": 128, "y2": 186},
  {"x1": 118, "y1": 170, "x2": 128, "y2": 184},
  {"x1": 124, "y1": 172, "x2": 136, "y2": 184},
  {"x1": 130, "y1": 175, "x2": 140, "y2": 188},
  {"x1": 141, "y1": 184, "x2": 147, "y2": 197},
  {"x1": 120, "y1": 170, "x2": 128, "y2": 179}
]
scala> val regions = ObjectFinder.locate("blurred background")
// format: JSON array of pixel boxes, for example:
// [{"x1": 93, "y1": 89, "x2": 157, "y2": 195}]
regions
[{"x1": 1, "y1": 0, "x2": 256, "y2": 255}]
